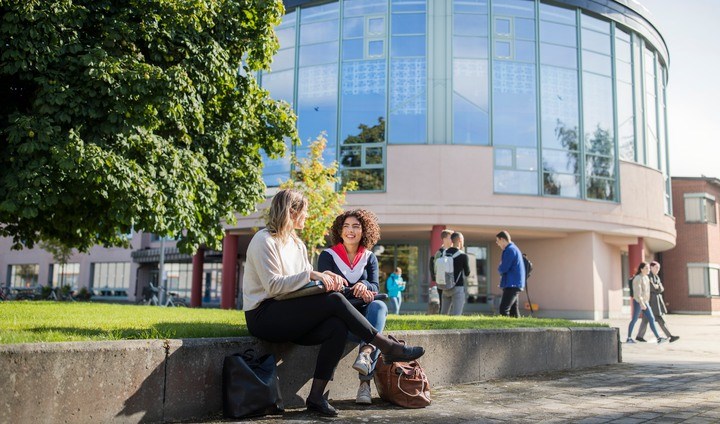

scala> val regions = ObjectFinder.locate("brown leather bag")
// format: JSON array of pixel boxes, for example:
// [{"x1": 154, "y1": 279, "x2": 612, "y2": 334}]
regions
[{"x1": 374, "y1": 347, "x2": 431, "y2": 408}]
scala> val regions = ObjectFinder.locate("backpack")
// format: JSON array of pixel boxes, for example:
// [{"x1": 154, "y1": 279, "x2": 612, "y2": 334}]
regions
[
  {"x1": 522, "y1": 254, "x2": 533, "y2": 278},
  {"x1": 435, "y1": 250, "x2": 462, "y2": 290}
]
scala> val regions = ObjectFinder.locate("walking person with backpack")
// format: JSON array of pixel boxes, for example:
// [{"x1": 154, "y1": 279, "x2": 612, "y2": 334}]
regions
[
  {"x1": 626, "y1": 261, "x2": 667, "y2": 344},
  {"x1": 437, "y1": 232, "x2": 470, "y2": 315},
  {"x1": 430, "y1": 229, "x2": 454, "y2": 313},
  {"x1": 495, "y1": 230, "x2": 525, "y2": 318}
]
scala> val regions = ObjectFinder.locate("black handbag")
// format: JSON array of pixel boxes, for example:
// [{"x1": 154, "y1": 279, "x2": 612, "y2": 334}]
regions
[{"x1": 222, "y1": 349, "x2": 284, "y2": 418}]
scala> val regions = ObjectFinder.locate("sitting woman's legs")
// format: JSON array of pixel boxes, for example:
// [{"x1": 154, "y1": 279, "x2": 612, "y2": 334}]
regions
[{"x1": 349, "y1": 300, "x2": 388, "y2": 380}]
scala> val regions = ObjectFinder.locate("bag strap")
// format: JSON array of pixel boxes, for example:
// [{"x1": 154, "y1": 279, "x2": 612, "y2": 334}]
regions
[{"x1": 394, "y1": 363, "x2": 430, "y2": 399}]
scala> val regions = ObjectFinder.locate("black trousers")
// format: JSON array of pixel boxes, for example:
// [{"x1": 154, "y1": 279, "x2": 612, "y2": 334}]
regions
[
  {"x1": 245, "y1": 292, "x2": 378, "y2": 380},
  {"x1": 499, "y1": 287, "x2": 522, "y2": 318}
]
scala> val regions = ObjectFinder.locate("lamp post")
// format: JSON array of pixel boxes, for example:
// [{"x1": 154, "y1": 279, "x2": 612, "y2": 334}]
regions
[{"x1": 158, "y1": 237, "x2": 166, "y2": 305}]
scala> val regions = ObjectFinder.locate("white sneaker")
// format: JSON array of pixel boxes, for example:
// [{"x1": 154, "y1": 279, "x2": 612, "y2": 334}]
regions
[
  {"x1": 356, "y1": 381, "x2": 372, "y2": 405},
  {"x1": 352, "y1": 351, "x2": 372, "y2": 376}
]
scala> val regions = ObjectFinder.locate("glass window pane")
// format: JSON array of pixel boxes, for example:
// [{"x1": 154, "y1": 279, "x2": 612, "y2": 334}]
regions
[
  {"x1": 495, "y1": 18, "x2": 510, "y2": 36},
  {"x1": 344, "y1": 17, "x2": 364, "y2": 38},
  {"x1": 540, "y1": 3, "x2": 575, "y2": 25},
  {"x1": 276, "y1": 27, "x2": 296, "y2": 48},
  {"x1": 454, "y1": 14, "x2": 488, "y2": 36},
  {"x1": 345, "y1": 0, "x2": 387, "y2": 17},
  {"x1": 582, "y1": 50, "x2": 611, "y2": 76},
  {"x1": 392, "y1": 13, "x2": 426, "y2": 35},
  {"x1": 581, "y1": 28, "x2": 610, "y2": 55},
  {"x1": 495, "y1": 148, "x2": 513, "y2": 167},
  {"x1": 494, "y1": 170, "x2": 538, "y2": 194},
  {"x1": 540, "y1": 43, "x2": 577, "y2": 68},
  {"x1": 586, "y1": 177, "x2": 614, "y2": 200},
  {"x1": 515, "y1": 40, "x2": 535, "y2": 62},
  {"x1": 495, "y1": 40, "x2": 511, "y2": 58},
  {"x1": 543, "y1": 149, "x2": 578, "y2": 174},
  {"x1": 684, "y1": 197, "x2": 702, "y2": 222},
  {"x1": 543, "y1": 172, "x2": 580, "y2": 197},
  {"x1": 368, "y1": 40, "x2": 384, "y2": 57},
  {"x1": 342, "y1": 38, "x2": 364, "y2": 60},
  {"x1": 710, "y1": 269, "x2": 720, "y2": 296},
  {"x1": 262, "y1": 70, "x2": 295, "y2": 104},
  {"x1": 340, "y1": 60, "x2": 386, "y2": 142},
  {"x1": 368, "y1": 17, "x2": 385, "y2": 35},
  {"x1": 366, "y1": 146, "x2": 384, "y2": 164},
  {"x1": 515, "y1": 18, "x2": 535, "y2": 40},
  {"x1": 270, "y1": 48, "x2": 295, "y2": 72},
  {"x1": 297, "y1": 64, "x2": 338, "y2": 162},
  {"x1": 392, "y1": 0, "x2": 426, "y2": 13},
  {"x1": 340, "y1": 146, "x2": 362, "y2": 167},
  {"x1": 585, "y1": 154, "x2": 615, "y2": 178},
  {"x1": 516, "y1": 148, "x2": 537, "y2": 170},
  {"x1": 300, "y1": 20, "x2": 339, "y2": 44},
  {"x1": 493, "y1": 0, "x2": 534, "y2": 18},
  {"x1": 688, "y1": 267, "x2": 706, "y2": 296},
  {"x1": 453, "y1": 92, "x2": 489, "y2": 145},
  {"x1": 341, "y1": 169, "x2": 384, "y2": 190},
  {"x1": 540, "y1": 21, "x2": 576, "y2": 47},
  {"x1": 540, "y1": 65, "x2": 579, "y2": 151},
  {"x1": 455, "y1": 36, "x2": 488, "y2": 58},
  {"x1": 454, "y1": 0, "x2": 488, "y2": 14},
  {"x1": 301, "y1": 2, "x2": 339, "y2": 24},
  {"x1": 582, "y1": 72, "x2": 613, "y2": 150},
  {"x1": 493, "y1": 62, "x2": 537, "y2": 147},
  {"x1": 617, "y1": 81, "x2": 634, "y2": 161},
  {"x1": 300, "y1": 41, "x2": 339, "y2": 66},
  {"x1": 391, "y1": 35, "x2": 426, "y2": 56}
]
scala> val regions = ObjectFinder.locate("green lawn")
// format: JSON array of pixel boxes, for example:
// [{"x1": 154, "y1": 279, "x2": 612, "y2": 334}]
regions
[{"x1": 0, "y1": 301, "x2": 605, "y2": 345}]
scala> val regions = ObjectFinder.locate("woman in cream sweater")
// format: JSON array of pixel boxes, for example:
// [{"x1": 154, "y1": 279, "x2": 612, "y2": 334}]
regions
[{"x1": 242, "y1": 189, "x2": 424, "y2": 417}]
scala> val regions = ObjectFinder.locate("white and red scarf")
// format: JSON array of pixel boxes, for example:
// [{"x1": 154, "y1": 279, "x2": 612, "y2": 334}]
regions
[{"x1": 324, "y1": 243, "x2": 371, "y2": 284}]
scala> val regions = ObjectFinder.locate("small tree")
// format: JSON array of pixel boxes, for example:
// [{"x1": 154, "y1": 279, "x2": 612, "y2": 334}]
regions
[
  {"x1": 39, "y1": 238, "x2": 74, "y2": 288},
  {"x1": 276, "y1": 134, "x2": 356, "y2": 262}
]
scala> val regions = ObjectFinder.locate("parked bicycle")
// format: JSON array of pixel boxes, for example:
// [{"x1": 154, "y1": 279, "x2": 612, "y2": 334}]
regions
[{"x1": 137, "y1": 283, "x2": 187, "y2": 307}]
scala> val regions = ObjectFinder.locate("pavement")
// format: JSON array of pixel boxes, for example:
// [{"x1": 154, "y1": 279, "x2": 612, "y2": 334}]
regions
[{"x1": 211, "y1": 315, "x2": 720, "y2": 424}]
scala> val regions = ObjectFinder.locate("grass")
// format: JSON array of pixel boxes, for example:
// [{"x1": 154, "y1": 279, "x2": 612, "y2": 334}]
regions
[{"x1": 0, "y1": 301, "x2": 606, "y2": 345}]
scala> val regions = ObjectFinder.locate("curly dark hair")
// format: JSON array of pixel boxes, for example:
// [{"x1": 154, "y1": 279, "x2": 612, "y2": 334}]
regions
[{"x1": 329, "y1": 209, "x2": 381, "y2": 248}]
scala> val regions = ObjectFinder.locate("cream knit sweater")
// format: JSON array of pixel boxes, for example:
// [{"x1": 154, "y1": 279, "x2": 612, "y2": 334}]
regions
[{"x1": 242, "y1": 228, "x2": 313, "y2": 311}]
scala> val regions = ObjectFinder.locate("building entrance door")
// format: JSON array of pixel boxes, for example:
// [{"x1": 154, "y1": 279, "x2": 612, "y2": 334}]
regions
[{"x1": 374, "y1": 242, "x2": 426, "y2": 311}]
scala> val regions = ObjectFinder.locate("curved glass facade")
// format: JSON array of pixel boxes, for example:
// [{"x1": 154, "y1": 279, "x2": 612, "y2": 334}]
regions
[{"x1": 261, "y1": 0, "x2": 670, "y2": 205}]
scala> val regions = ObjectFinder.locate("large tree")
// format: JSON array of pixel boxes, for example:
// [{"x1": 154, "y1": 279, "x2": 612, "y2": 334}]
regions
[{"x1": 0, "y1": 0, "x2": 298, "y2": 253}]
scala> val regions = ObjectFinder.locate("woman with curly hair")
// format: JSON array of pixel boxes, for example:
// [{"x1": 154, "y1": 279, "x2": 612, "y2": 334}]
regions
[
  {"x1": 243, "y1": 191, "x2": 424, "y2": 417},
  {"x1": 317, "y1": 209, "x2": 387, "y2": 406}
]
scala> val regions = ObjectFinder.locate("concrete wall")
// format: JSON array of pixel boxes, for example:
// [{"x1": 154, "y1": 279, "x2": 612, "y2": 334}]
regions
[{"x1": 0, "y1": 328, "x2": 619, "y2": 424}]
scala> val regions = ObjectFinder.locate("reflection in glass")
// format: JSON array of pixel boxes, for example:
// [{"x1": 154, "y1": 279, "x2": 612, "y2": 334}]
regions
[
  {"x1": 366, "y1": 147, "x2": 383, "y2": 164},
  {"x1": 389, "y1": 58, "x2": 426, "y2": 143},
  {"x1": 341, "y1": 169, "x2": 384, "y2": 191},
  {"x1": 494, "y1": 170, "x2": 538, "y2": 195},
  {"x1": 392, "y1": 13, "x2": 426, "y2": 34}
]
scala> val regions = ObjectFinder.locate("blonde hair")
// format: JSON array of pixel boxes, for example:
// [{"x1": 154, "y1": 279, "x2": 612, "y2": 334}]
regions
[{"x1": 266, "y1": 189, "x2": 308, "y2": 242}]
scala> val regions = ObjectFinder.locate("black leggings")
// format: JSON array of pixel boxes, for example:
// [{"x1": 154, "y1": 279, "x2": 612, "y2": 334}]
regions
[{"x1": 245, "y1": 292, "x2": 379, "y2": 380}]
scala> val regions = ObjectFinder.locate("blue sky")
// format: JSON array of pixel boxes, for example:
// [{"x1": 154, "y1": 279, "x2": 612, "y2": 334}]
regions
[{"x1": 639, "y1": 0, "x2": 720, "y2": 178}]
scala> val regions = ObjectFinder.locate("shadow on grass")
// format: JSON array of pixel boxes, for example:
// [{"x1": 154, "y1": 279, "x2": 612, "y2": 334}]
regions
[{"x1": 26, "y1": 322, "x2": 250, "y2": 341}]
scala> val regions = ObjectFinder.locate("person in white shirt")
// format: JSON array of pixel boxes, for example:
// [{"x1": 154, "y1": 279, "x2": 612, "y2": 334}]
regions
[{"x1": 242, "y1": 189, "x2": 425, "y2": 417}]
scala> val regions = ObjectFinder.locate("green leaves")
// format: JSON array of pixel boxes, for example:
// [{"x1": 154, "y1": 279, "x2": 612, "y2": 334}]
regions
[{"x1": 0, "y1": 0, "x2": 296, "y2": 253}]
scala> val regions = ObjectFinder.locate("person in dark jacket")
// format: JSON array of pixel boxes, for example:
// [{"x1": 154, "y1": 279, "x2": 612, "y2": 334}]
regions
[
  {"x1": 317, "y1": 209, "x2": 387, "y2": 406},
  {"x1": 635, "y1": 261, "x2": 680, "y2": 343},
  {"x1": 440, "y1": 232, "x2": 470, "y2": 316},
  {"x1": 496, "y1": 230, "x2": 525, "y2": 318}
]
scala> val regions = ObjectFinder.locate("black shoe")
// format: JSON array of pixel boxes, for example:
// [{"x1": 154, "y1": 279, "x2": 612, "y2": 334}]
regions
[
  {"x1": 669, "y1": 336, "x2": 680, "y2": 343},
  {"x1": 635, "y1": 337, "x2": 647, "y2": 342},
  {"x1": 306, "y1": 397, "x2": 338, "y2": 417},
  {"x1": 382, "y1": 345, "x2": 425, "y2": 364}
]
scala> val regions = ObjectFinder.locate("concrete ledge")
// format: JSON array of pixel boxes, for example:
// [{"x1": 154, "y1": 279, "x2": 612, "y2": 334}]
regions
[{"x1": 0, "y1": 327, "x2": 619, "y2": 423}]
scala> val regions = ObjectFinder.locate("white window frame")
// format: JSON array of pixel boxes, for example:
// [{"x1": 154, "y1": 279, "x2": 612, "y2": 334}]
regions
[
  {"x1": 687, "y1": 263, "x2": 720, "y2": 297},
  {"x1": 684, "y1": 193, "x2": 717, "y2": 224}
]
